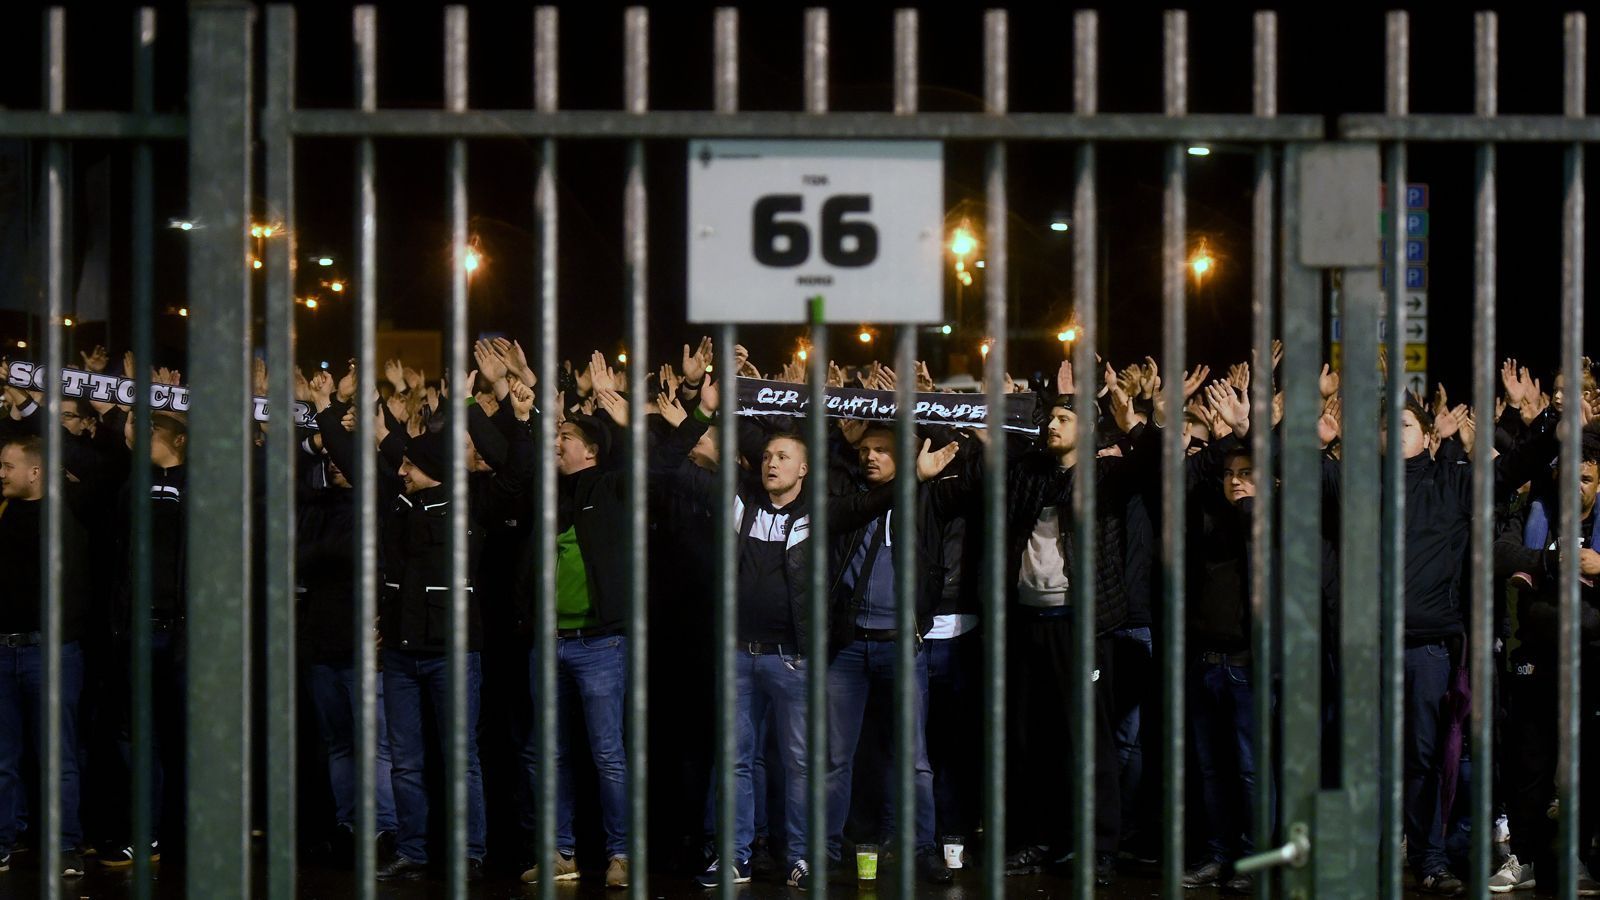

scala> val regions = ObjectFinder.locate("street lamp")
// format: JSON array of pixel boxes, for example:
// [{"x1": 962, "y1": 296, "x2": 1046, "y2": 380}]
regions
[{"x1": 1189, "y1": 238, "x2": 1216, "y2": 285}]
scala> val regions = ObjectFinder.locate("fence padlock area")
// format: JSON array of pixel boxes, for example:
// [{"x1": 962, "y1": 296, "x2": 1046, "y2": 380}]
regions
[{"x1": 0, "y1": 6, "x2": 1595, "y2": 900}]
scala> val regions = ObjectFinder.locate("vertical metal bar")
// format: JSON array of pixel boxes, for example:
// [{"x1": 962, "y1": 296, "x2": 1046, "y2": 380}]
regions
[
  {"x1": 443, "y1": 8, "x2": 470, "y2": 898},
  {"x1": 41, "y1": 11, "x2": 65, "y2": 900},
  {"x1": 981, "y1": 12, "x2": 1008, "y2": 899},
  {"x1": 622, "y1": 9, "x2": 650, "y2": 896},
  {"x1": 1160, "y1": 13, "x2": 1188, "y2": 899},
  {"x1": 802, "y1": 12, "x2": 830, "y2": 897},
  {"x1": 1069, "y1": 11, "x2": 1098, "y2": 900},
  {"x1": 891, "y1": 11, "x2": 919, "y2": 898},
  {"x1": 1558, "y1": 14, "x2": 1586, "y2": 900},
  {"x1": 185, "y1": 4, "x2": 255, "y2": 896},
  {"x1": 352, "y1": 8, "x2": 380, "y2": 899},
  {"x1": 129, "y1": 10, "x2": 157, "y2": 898},
  {"x1": 1249, "y1": 17, "x2": 1278, "y2": 900},
  {"x1": 263, "y1": 8, "x2": 299, "y2": 900},
  {"x1": 1467, "y1": 14, "x2": 1498, "y2": 900},
  {"x1": 1380, "y1": 14, "x2": 1409, "y2": 900},
  {"x1": 711, "y1": 10, "x2": 738, "y2": 899},
  {"x1": 1277, "y1": 147, "x2": 1323, "y2": 900},
  {"x1": 532, "y1": 8, "x2": 559, "y2": 896}
]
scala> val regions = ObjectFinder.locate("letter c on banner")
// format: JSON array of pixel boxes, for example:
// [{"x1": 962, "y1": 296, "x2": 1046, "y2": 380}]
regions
[
  {"x1": 756, "y1": 388, "x2": 778, "y2": 404},
  {"x1": 150, "y1": 383, "x2": 171, "y2": 408}
]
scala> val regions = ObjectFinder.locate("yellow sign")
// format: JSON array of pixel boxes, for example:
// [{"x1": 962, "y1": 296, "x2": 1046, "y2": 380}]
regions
[{"x1": 1404, "y1": 342, "x2": 1427, "y2": 372}]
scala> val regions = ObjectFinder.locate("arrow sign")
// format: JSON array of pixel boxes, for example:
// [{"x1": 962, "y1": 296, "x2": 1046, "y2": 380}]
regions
[
  {"x1": 1405, "y1": 294, "x2": 1427, "y2": 316},
  {"x1": 1404, "y1": 343, "x2": 1428, "y2": 371},
  {"x1": 1404, "y1": 319, "x2": 1427, "y2": 342}
]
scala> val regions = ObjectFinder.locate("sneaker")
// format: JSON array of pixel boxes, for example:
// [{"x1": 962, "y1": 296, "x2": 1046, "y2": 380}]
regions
[
  {"x1": 520, "y1": 851, "x2": 578, "y2": 883},
  {"x1": 1487, "y1": 854, "x2": 1534, "y2": 893},
  {"x1": 695, "y1": 857, "x2": 752, "y2": 888},
  {"x1": 916, "y1": 851, "x2": 953, "y2": 884},
  {"x1": 1580, "y1": 861, "x2": 1600, "y2": 897},
  {"x1": 0, "y1": 853, "x2": 9, "y2": 872},
  {"x1": 1095, "y1": 854, "x2": 1117, "y2": 886},
  {"x1": 787, "y1": 860, "x2": 811, "y2": 890},
  {"x1": 376, "y1": 831, "x2": 397, "y2": 867},
  {"x1": 1183, "y1": 860, "x2": 1224, "y2": 888},
  {"x1": 100, "y1": 841, "x2": 160, "y2": 868},
  {"x1": 606, "y1": 856, "x2": 629, "y2": 889},
  {"x1": 1005, "y1": 844, "x2": 1052, "y2": 876},
  {"x1": 63, "y1": 851, "x2": 87, "y2": 878},
  {"x1": 374, "y1": 855, "x2": 426, "y2": 881},
  {"x1": 1420, "y1": 868, "x2": 1466, "y2": 895}
]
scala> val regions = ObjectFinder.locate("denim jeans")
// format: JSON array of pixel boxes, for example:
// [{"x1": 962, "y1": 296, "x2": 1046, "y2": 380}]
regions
[
  {"x1": 704, "y1": 669, "x2": 777, "y2": 846},
  {"x1": 825, "y1": 639, "x2": 936, "y2": 858},
  {"x1": 1111, "y1": 626, "x2": 1154, "y2": 848},
  {"x1": 522, "y1": 635, "x2": 630, "y2": 859},
  {"x1": 382, "y1": 649, "x2": 487, "y2": 863},
  {"x1": 0, "y1": 641, "x2": 83, "y2": 853},
  {"x1": 1189, "y1": 658, "x2": 1258, "y2": 863},
  {"x1": 308, "y1": 662, "x2": 398, "y2": 835},
  {"x1": 1403, "y1": 641, "x2": 1453, "y2": 876},
  {"x1": 706, "y1": 650, "x2": 809, "y2": 866},
  {"x1": 116, "y1": 629, "x2": 185, "y2": 844},
  {"x1": 923, "y1": 631, "x2": 981, "y2": 837}
]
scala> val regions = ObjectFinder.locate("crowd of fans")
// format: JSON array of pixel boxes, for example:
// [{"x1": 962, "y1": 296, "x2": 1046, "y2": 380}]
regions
[{"x1": 0, "y1": 333, "x2": 1597, "y2": 897}]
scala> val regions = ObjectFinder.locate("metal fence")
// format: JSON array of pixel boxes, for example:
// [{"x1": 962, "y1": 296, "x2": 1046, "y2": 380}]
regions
[{"x1": 0, "y1": 5, "x2": 1591, "y2": 900}]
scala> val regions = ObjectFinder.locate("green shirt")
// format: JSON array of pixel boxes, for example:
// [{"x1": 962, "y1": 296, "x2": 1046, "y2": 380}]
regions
[{"x1": 556, "y1": 525, "x2": 597, "y2": 629}]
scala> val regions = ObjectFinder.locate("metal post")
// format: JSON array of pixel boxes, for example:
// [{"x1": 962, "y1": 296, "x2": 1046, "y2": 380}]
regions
[
  {"x1": 623, "y1": 9, "x2": 650, "y2": 896},
  {"x1": 1249, "y1": 16, "x2": 1279, "y2": 900},
  {"x1": 263, "y1": 7, "x2": 299, "y2": 900},
  {"x1": 184, "y1": 3, "x2": 256, "y2": 897},
  {"x1": 1160, "y1": 13, "x2": 1188, "y2": 899},
  {"x1": 352, "y1": 7, "x2": 380, "y2": 899},
  {"x1": 40, "y1": 11, "x2": 65, "y2": 899},
  {"x1": 1467, "y1": 14, "x2": 1499, "y2": 900},
  {"x1": 803, "y1": 12, "x2": 830, "y2": 898},
  {"x1": 1069, "y1": 11, "x2": 1098, "y2": 900},
  {"x1": 1380, "y1": 14, "x2": 1410, "y2": 900},
  {"x1": 892, "y1": 9, "x2": 919, "y2": 898},
  {"x1": 981, "y1": 11, "x2": 1008, "y2": 898},
  {"x1": 129, "y1": 10, "x2": 158, "y2": 898},
  {"x1": 443, "y1": 7, "x2": 471, "y2": 898},
  {"x1": 531, "y1": 8, "x2": 560, "y2": 897},
  {"x1": 1557, "y1": 13, "x2": 1587, "y2": 899},
  {"x1": 711, "y1": 9, "x2": 739, "y2": 899}
]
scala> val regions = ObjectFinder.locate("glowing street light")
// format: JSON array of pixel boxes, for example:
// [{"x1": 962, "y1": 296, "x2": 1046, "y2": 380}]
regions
[
  {"x1": 15, "y1": 340, "x2": 25, "y2": 349},
  {"x1": 940, "y1": 324, "x2": 952, "y2": 335},
  {"x1": 62, "y1": 317, "x2": 74, "y2": 327},
  {"x1": 1057, "y1": 327, "x2": 1078, "y2": 343},
  {"x1": 1187, "y1": 145, "x2": 1212, "y2": 157},
  {"x1": 1049, "y1": 220, "x2": 1071, "y2": 232},
  {"x1": 463, "y1": 246, "x2": 482, "y2": 273},
  {"x1": 979, "y1": 340, "x2": 992, "y2": 359},
  {"x1": 858, "y1": 330, "x2": 873, "y2": 344},
  {"x1": 797, "y1": 349, "x2": 808, "y2": 362},
  {"x1": 329, "y1": 281, "x2": 345, "y2": 293},
  {"x1": 949, "y1": 223, "x2": 977, "y2": 258},
  {"x1": 178, "y1": 307, "x2": 188, "y2": 317},
  {"x1": 168, "y1": 218, "x2": 195, "y2": 231},
  {"x1": 1189, "y1": 239, "x2": 1216, "y2": 283},
  {"x1": 305, "y1": 298, "x2": 319, "y2": 310},
  {"x1": 617, "y1": 352, "x2": 627, "y2": 364},
  {"x1": 317, "y1": 256, "x2": 334, "y2": 267},
  {"x1": 252, "y1": 258, "x2": 263, "y2": 270}
]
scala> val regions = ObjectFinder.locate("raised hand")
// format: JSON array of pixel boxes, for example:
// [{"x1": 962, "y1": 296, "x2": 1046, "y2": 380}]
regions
[
  {"x1": 1319, "y1": 364, "x2": 1340, "y2": 400},
  {"x1": 508, "y1": 379, "x2": 535, "y2": 421},
  {"x1": 474, "y1": 340, "x2": 508, "y2": 384},
  {"x1": 385, "y1": 358, "x2": 407, "y2": 393},
  {"x1": 80, "y1": 345, "x2": 109, "y2": 374},
  {"x1": 122, "y1": 350, "x2": 137, "y2": 380},
  {"x1": 1206, "y1": 381, "x2": 1251, "y2": 438},
  {"x1": 657, "y1": 391, "x2": 687, "y2": 428},
  {"x1": 1272, "y1": 339, "x2": 1284, "y2": 370},
  {"x1": 595, "y1": 386, "x2": 629, "y2": 427},
  {"x1": 916, "y1": 361, "x2": 935, "y2": 392},
  {"x1": 916, "y1": 437, "x2": 961, "y2": 482},
  {"x1": 336, "y1": 361, "x2": 357, "y2": 402},
  {"x1": 878, "y1": 365, "x2": 898, "y2": 392},
  {"x1": 1432, "y1": 383, "x2": 1450, "y2": 422},
  {"x1": 838, "y1": 418, "x2": 868, "y2": 446},
  {"x1": 293, "y1": 367, "x2": 312, "y2": 404},
  {"x1": 698, "y1": 378, "x2": 721, "y2": 414},
  {"x1": 1182, "y1": 365, "x2": 1211, "y2": 401},
  {"x1": 1228, "y1": 362, "x2": 1251, "y2": 393},
  {"x1": 828, "y1": 361, "x2": 847, "y2": 388},
  {"x1": 251, "y1": 357, "x2": 268, "y2": 397},
  {"x1": 587, "y1": 351, "x2": 618, "y2": 393},
  {"x1": 1318, "y1": 395, "x2": 1343, "y2": 447},
  {"x1": 1057, "y1": 359, "x2": 1075, "y2": 396},
  {"x1": 682, "y1": 337, "x2": 711, "y2": 385},
  {"x1": 492, "y1": 337, "x2": 535, "y2": 387},
  {"x1": 1108, "y1": 381, "x2": 1142, "y2": 435}
]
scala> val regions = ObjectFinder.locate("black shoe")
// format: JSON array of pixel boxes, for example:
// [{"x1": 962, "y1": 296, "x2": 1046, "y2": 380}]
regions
[
  {"x1": 329, "y1": 824, "x2": 356, "y2": 867},
  {"x1": 1419, "y1": 868, "x2": 1465, "y2": 896},
  {"x1": 376, "y1": 831, "x2": 397, "y2": 867},
  {"x1": 63, "y1": 851, "x2": 87, "y2": 878},
  {"x1": 917, "y1": 851, "x2": 953, "y2": 884},
  {"x1": 1005, "y1": 844, "x2": 1051, "y2": 876},
  {"x1": 1223, "y1": 873, "x2": 1254, "y2": 894},
  {"x1": 375, "y1": 855, "x2": 426, "y2": 881},
  {"x1": 787, "y1": 860, "x2": 811, "y2": 891},
  {"x1": 1095, "y1": 854, "x2": 1117, "y2": 886},
  {"x1": 1183, "y1": 860, "x2": 1224, "y2": 888},
  {"x1": 467, "y1": 858, "x2": 484, "y2": 883}
]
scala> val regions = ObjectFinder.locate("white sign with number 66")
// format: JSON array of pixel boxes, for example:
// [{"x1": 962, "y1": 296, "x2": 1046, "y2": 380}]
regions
[{"x1": 687, "y1": 140, "x2": 944, "y2": 324}]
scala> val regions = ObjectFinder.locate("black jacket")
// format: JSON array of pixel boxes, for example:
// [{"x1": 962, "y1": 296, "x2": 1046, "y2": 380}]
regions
[
  {"x1": 0, "y1": 494, "x2": 92, "y2": 643},
  {"x1": 379, "y1": 482, "x2": 484, "y2": 653}
]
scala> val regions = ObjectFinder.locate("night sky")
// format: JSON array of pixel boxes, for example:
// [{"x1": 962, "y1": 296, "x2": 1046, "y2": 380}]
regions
[{"x1": 2, "y1": 2, "x2": 1597, "y2": 393}]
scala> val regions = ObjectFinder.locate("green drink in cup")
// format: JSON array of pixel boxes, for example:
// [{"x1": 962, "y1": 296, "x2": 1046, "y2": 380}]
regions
[{"x1": 856, "y1": 844, "x2": 879, "y2": 881}]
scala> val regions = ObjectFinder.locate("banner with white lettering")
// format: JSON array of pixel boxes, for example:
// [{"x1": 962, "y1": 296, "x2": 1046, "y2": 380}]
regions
[
  {"x1": 734, "y1": 377, "x2": 1039, "y2": 434},
  {"x1": 4, "y1": 360, "x2": 318, "y2": 429}
]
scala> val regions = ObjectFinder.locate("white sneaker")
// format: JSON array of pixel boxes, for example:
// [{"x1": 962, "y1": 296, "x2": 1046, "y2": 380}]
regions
[{"x1": 1487, "y1": 854, "x2": 1534, "y2": 893}]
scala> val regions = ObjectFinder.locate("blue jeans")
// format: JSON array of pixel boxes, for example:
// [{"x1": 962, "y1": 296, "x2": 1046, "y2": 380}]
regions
[
  {"x1": 707, "y1": 650, "x2": 810, "y2": 866},
  {"x1": 923, "y1": 631, "x2": 981, "y2": 837},
  {"x1": 1403, "y1": 641, "x2": 1453, "y2": 876},
  {"x1": 1189, "y1": 658, "x2": 1258, "y2": 863},
  {"x1": 704, "y1": 672, "x2": 778, "y2": 846},
  {"x1": 0, "y1": 642, "x2": 83, "y2": 853},
  {"x1": 381, "y1": 649, "x2": 487, "y2": 863},
  {"x1": 826, "y1": 640, "x2": 935, "y2": 858},
  {"x1": 116, "y1": 629, "x2": 185, "y2": 843},
  {"x1": 308, "y1": 663, "x2": 398, "y2": 834},
  {"x1": 522, "y1": 635, "x2": 629, "y2": 859}
]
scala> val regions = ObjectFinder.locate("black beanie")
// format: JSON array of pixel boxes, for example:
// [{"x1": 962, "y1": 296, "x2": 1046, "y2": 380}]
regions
[
  {"x1": 567, "y1": 413, "x2": 611, "y2": 460},
  {"x1": 405, "y1": 429, "x2": 450, "y2": 483}
]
